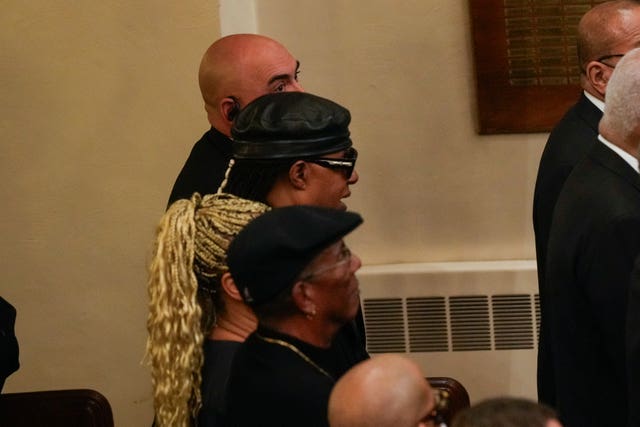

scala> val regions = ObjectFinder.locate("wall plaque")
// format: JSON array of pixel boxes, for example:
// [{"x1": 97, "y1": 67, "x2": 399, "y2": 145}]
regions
[{"x1": 469, "y1": 0, "x2": 605, "y2": 134}]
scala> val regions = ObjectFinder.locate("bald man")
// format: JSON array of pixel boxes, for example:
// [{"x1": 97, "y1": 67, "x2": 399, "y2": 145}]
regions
[
  {"x1": 328, "y1": 355, "x2": 436, "y2": 427},
  {"x1": 167, "y1": 34, "x2": 303, "y2": 206},
  {"x1": 545, "y1": 47, "x2": 640, "y2": 427},
  {"x1": 532, "y1": 0, "x2": 640, "y2": 407}
]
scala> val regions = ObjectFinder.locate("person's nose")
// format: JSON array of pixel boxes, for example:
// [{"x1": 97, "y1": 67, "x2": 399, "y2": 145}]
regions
[
  {"x1": 351, "y1": 253, "x2": 362, "y2": 272},
  {"x1": 290, "y1": 80, "x2": 304, "y2": 92}
]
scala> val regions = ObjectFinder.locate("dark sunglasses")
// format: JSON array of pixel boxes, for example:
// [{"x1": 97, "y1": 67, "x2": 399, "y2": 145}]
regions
[{"x1": 305, "y1": 147, "x2": 358, "y2": 179}]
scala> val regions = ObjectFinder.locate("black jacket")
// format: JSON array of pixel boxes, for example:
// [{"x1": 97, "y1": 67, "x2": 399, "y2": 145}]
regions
[
  {"x1": 167, "y1": 127, "x2": 232, "y2": 208},
  {"x1": 533, "y1": 93, "x2": 602, "y2": 406},
  {"x1": 627, "y1": 254, "x2": 640, "y2": 427},
  {"x1": 545, "y1": 141, "x2": 640, "y2": 427}
]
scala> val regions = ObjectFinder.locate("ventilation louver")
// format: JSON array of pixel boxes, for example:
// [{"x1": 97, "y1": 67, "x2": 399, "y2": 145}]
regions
[
  {"x1": 362, "y1": 294, "x2": 540, "y2": 354},
  {"x1": 362, "y1": 298, "x2": 406, "y2": 353},
  {"x1": 407, "y1": 297, "x2": 448, "y2": 352},
  {"x1": 492, "y1": 294, "x2": 534, "y2": 350}
]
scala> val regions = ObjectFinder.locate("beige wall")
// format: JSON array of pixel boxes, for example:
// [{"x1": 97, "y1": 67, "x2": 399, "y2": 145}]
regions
[
  {"x1": 1, "y1": 0, "x2": 548, "y2": 424},
  {"x1": 255, "y1": 0, "x2": 546, "y2": 264},
  {"x1": 1, "y1": 1, "x2": 220, "y2": 425}
]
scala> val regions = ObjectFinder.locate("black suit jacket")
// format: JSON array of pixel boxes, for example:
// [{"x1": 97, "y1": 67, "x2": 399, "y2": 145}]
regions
[
  {"x1": 533, "y1": 93, "x2": 602, "y2": 406},
  {"x1": 167, "y1": 127, "x2": 233, "y2": 208},
  {"x1": 627, "y1": 255, "x2": 640, "y2": 427},
  {"x1": 546, "y1": 141, "x2": 640, "y2": 427},
  {"x1": 0, "y1": 297, "x2": 19, "y2": 392}
]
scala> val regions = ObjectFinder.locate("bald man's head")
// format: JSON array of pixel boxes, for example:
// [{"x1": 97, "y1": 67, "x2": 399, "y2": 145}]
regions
[
  {"x1": 198, "y1": 34, "x2": 303, "y2": 135},
  {"x1": 328, "y1": 355, "x2": 435, "y2": 427},
  {"x1": 577, "y1": 0, "x2": 640, "y2": 98}
]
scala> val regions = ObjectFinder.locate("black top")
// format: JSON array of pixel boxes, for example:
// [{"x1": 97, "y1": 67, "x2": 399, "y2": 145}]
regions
[
  {"x1": 627, "y1": 255, "x2": 640, "y2": 427},
  {"x1": 198, "y1": 340, "x2": 242, "y2": 427},
  {"x1": 167, "y1": 128, "x2": 232, "y2": 208},
  {"x1": 546, "y1": 141, "x2": 640, "y2": 427},
  {"x1": 226, "y1": 325, "x2": 364, "y2": 427},
  {"x1": 532, "y1": 93, "x2": 602, "y2": 406},
  {"x1": 0, "y1": 296, "x2": 19, "y2": 392}
]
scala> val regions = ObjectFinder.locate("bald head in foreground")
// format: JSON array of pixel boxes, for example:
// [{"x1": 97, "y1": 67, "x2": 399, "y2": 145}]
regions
[{"x1": 328, "y1": 354, "x2": 436, "y2": 427}]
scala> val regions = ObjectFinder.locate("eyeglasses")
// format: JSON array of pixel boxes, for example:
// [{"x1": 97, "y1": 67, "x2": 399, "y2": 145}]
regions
[
  {"x1": 422, "y1": 389, "x2": 450, "y2": 426},
  {"x1": 596, "y1": 53, "x2": 625, "y2": 68},
  {"x1": 300, "y1": 247, "x2": 352, "y2": 281},
  {"x1": 305, "y1": 147, "x2": 358, "y2": 179}
]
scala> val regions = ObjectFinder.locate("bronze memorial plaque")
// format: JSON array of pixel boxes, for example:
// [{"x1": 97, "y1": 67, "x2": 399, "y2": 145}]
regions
[{"x1": 469, "y1": 0, "x2": 605, "y2": 134}]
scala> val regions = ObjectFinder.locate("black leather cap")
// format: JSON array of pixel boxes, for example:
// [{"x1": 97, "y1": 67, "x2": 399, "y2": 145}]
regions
[
  {"x1": 231, "y1": 92, "x2": 352, "y2": 160},
  {"x1": 227, "y1": 205, "x2": 363, "y2": 307}
]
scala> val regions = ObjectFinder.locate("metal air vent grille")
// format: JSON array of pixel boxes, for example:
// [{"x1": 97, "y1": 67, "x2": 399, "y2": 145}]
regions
[
  {"x1": 492, "y1": 294, "x2": 534, "y2": 350},
  {"x1": 406, "y1": 297, "x2": 448, "y2": 352},
  {"x1": 363, "y1": 293, "x2": 540, "y2": 354},
  {"x1": 449, "y1": 296, "x2": 491, "y2": 351},
  {"x1": 362, "y1": 298, "x2": 406, "y2": 353}
]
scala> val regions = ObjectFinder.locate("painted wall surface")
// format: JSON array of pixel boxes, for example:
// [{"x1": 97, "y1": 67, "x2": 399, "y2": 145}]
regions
[
  {"x1": 255, "y1": 1, "x2": 546, "y2": 264},
  {"x1": 1, "y1": 0, "x2": 551, "y2": 424},
  {"x1": 1, "y1": 1, "x2": 220, "y2": 425}
]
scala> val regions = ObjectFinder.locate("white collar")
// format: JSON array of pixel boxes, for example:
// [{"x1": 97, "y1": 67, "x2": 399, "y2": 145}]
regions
[
  {"x1": 584, "y1": 90, "x2": 605, "y2": 112},
  {"x1": 598, "y1": 134, "x2": 640, "y2": 173}
]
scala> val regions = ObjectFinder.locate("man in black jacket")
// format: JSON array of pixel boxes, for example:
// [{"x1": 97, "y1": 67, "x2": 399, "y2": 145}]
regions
[
  {"x1": 628, "y1": 255, "x2": 640, "y2": 427},
  {"x1": 545, "y1": 47, "x2": 640, "y2": 427},
  {"x1": 532, "y1": 0, "x2": 640, "y2": 407},
  {"x1": 167, "y1": 34, "x2": 302, "y2": 207}
]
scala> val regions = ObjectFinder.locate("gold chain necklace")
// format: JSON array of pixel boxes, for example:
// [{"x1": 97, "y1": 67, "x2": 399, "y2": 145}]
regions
[{"x1": 255, "y1": 333, "x2": 335, "y2": 382}]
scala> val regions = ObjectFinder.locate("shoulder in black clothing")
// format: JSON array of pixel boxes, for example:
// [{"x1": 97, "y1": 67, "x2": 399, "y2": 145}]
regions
[
  {"x1": 198, "y1": 340, "x2": 242, "y2": 427},
  {"x1": 167, "y1": 128, "x2": 233, "y2": 208},
  {"x1": 226, "y1": 327, "x2": 341, "y2": 427},
  {"x1": 0, "y1": 296, "x2": 19, "y2": 392},
  {"x1": 532, "y1": 93, "x2": 602, "y2": 407},
  {"x1": 627, "y1": 254, "x2": 640, "y2": 427},
  {"x1": 545, "y1": 142, "x2": 640, "y2": 427}
]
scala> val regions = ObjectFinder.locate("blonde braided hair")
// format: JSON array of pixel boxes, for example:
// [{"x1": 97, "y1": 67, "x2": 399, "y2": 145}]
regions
[{"x1": 145, "y1": 193, "x2": 270, "y2": 427}]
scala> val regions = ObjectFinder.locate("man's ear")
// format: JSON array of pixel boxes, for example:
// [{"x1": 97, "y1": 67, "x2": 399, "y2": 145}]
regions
[
  {"x1": 221, "y1": 272, "x2": 243, "y2": 301},
  {"x1": 220, "y1": 97, "x2": 241, "y2": 123},
  {"x1": 288, "y1": 160, "x2": 309, "y2": 190},
  {"x1": 291, "y1": 281, "x2": 316, "y2": 316},
  {"x1": 585, "y1": 61, "x2": 611, "y2": 98}
]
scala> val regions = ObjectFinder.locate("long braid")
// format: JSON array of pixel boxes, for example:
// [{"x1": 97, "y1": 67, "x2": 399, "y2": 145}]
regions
[{"x1": 145, "y1": 193, "x2": 269, "y2": 427}]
